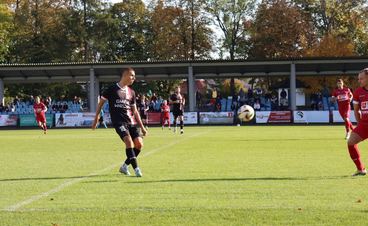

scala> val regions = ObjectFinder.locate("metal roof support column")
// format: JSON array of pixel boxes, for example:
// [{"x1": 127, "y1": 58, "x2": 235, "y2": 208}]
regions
[
  {"x1": 94, "y1": 76, "x2": 100, "y2": 105},
  {"x1": 290, "y1": 63, "x2": 296, "y2": 111},
  {"x1": 188, "y1": 66, "x2": 195, "y2": 112},
  {"x1": 89, "y1": 67, "x2": 96, "y2": 112},
  {"x1": 0, "y1": 78, "x2": 4, "y2": 106}
]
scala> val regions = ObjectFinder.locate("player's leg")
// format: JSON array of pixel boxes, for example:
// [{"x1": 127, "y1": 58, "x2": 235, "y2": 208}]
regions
[
  {"x1": 167, "y1": 116, "x2": 171, "y2": 129},
  {"x1": 115, "y1": 125, "x2": 135, "y2": 176},
  {"x1": 347, "y1": 125, "x2": 367, "y2": 176},
  {"x1": 179, "y1": 113, "x2": 184, "y2": 134},
  {"x1": 42, "y1": 122, "x2": 47, "y2": 134},
  {"x1": 173, "y1": 114, "x2": 178, "y2": 133}
]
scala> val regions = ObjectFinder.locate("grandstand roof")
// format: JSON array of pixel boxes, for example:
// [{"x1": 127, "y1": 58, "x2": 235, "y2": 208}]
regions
[{"x1": 0, "y1": 57, "x2": 367, "y2": 83}]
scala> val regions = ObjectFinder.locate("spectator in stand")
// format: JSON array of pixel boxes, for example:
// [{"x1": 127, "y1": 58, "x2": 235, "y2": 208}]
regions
[
  {"x1": 29, "y1": 95, "x2": 35, "y2": 105},
  {"x1": 62, "y1": 102, "x2": 68, "y2": 113},
  {"x1": 45, "y1": 96, "x2": 52, "y2": 107},
  {"x1": 13, "y1": 96, "x2": 20, "y2": 106},
  {"x1": 196, "y1": 90, "x2": 202, "y2": 109},
  {"x1": 254, "y1": 99, "x2": 261, "y2": 111},
  {"x1": 215, "y1": 94, "x2": 222, "y2": 112},
  {"x1": 73, "y1": 96, "x2": 78, "y2": 104},
  {"x1": 9, "y1": 103, "x2": 15, "y2": 112},
  {"x1": 271, "y1": 94, "x2": 278, "y2": 110},
  {"x1": 0, "y1": 103, "x2": 4, "y2": 113}
]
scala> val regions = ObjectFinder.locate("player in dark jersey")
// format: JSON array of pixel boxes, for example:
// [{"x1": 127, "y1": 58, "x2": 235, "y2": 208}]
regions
[
  {"x1": 331, "y1": 79, "x2": 354, "y2": 139},
  {"x1": 33, "y1": 96, "x2": 47, "y2": 134},
  {"x1": 347, "y1": 68, "x2": 368, "y2": 176},
  {"x1": 137, "y1": 95, "x2": 149, "y2": 128},
  {"x1": 170, "y1": 86, "x2": 185, "y2": 134},
  {"x1": 92, "y1": 68, "x2": 147, "y2": 177}
]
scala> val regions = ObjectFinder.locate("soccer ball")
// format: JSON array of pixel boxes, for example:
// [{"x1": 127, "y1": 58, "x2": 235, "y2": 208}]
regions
[{"x1": 237, "y1": 105, "x2": 255, "y2": 122}]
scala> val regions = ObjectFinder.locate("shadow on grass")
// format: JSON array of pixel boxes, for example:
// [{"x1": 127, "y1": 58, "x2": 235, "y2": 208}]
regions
[
  {"x1": 127, "y1": 175, "x2": 350, "y2": 184},
  {"x1": 0, "y1": 174, "x2": 109, "y2": 182}
]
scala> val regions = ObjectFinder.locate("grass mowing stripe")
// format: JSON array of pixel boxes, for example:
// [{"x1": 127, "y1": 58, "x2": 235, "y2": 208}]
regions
[{"x1": 2, "y1": 130, "x2": 207, "y2": 212}]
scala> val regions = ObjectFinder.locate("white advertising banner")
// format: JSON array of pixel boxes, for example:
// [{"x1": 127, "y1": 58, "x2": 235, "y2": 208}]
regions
[
  {"x1": 199, "y1": 112, "x2": 234, "y2": 124},
  {"x1": 294, "y1": 111, "x2": 330, "y2": 123},
  {"x1": 168, "y1": 112, "x2": 198, "y2": 125},
  {"x1": 255, "y1": 111, "x2": 271, "y2": 123},
  {"x1": 332, "y1": 110, "x2": 357, "y2": 123},
  {"x1": 55, "y1": 113, "x2": 95, "y2": 127},
  {"x1": 0, "y1": 114, "x2": 18, "y2": 126}
]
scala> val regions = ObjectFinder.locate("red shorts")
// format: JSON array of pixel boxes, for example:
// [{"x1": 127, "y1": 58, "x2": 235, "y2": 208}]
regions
[
  {"x1": 353, "y1": 123, "x2": 368, "y2": 140},
  {"x1": 162, "y1": 113, "x2": 170, "y2": 120},
  {"x1": 36, "y1": 114, "x2": 46, "y2": 123},
  {"x1": 338, "y1": 105, "x2": 350, "y2": 119}
]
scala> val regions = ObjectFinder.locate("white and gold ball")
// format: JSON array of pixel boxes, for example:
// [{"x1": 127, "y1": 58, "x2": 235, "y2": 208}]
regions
[{"x1": 237, "y1": 105, "x2": 255, "y2": 122}]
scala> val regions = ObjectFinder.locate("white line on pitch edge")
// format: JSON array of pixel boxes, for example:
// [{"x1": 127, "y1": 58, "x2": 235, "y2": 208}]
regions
[{"x1": 2, "y1": 131, "x2": 207, "y2": 212}]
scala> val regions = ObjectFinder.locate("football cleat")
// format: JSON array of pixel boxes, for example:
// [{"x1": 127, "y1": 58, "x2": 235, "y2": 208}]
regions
[
  {"x1": 345, "y1": 132, "x2": 351, "y2": 140},
  {"x1": 134, "y1": 167, "x2": 143, "y2": 177},
  {"x1": 352, "y1": 169, "x2": 367, "y2": 176},
  {"x1": 119, "y1": 164, "x2": 130, "y2": 176}
]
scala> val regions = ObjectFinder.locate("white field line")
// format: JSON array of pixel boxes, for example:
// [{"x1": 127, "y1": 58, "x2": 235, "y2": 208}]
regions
[{"x1": 2, "y1": 131, "x2": 207, "y2": 212}]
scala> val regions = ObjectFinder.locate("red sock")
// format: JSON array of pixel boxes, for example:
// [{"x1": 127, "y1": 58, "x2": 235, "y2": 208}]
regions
[
  {"x1": 348, "y1": 120, "x2": 354, "y2": 130},
  {"x1": 344, "y1": 120, "x2": 350, "y2": 132},
  {"x1": 348, "y1": 144, "x2": 365, "y2": 171}
]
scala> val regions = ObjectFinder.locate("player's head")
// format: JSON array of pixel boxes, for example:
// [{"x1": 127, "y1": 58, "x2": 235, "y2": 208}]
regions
[
  {"x1": 337, "y1": 79, "x2": 344, "y2": 89},
  {"x1": 120, "y1": 67, "x2": 136, "y2": 85},
  {"x1": 35, "y1": 96, "x2": 40, "y2": 103},
  {"x1": 175, "y1": 86, "x2": 181, "y2": 93},
  {"x1": 358, "y1": 68, "x2": 368, "y2": 88},
  {"x1": 163, "y1": 100, "x2": 167, "y2": 105}
]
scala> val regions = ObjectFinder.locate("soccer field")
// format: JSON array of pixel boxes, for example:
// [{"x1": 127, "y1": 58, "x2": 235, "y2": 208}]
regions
[{"x1": 1, "y1": 126, "x2": 368, "y2": 225}]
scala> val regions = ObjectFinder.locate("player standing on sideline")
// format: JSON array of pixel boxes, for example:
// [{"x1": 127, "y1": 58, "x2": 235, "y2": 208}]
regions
[
  {"x1": 33, "y1": 96, "x2": 47, "y2": 134},
  {"x1": 347, "y1": 68, "x2": 368, "y2": 176},
  {"x1": 137, "y1": 95, "x2": 149, "y2": 129},
  {"x1": 332, "y1": 79, "x2": 354, "y2": 139},
  {"x1": 161, "y1": 100, "x2": 171, "y2": 130},
  {"x1": 170, "y1": 86, "x2": 185, "y2": 134},
  {"x1": 92, "y1": 68, "x2": 147, "y2": 177}
]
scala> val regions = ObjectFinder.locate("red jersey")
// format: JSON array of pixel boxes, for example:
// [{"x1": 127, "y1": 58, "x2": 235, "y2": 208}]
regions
[
  {"x1": 353, "y1": 87, "x2": 368, "y2": 124},
  {"x1": 332, "y1": 87, "x2": 352, "y2": 107},
  {"x1": 161, "y1": 104, "x2": 170, "y2": 113},
  {"x1": 33, "y1": 102, "x2": 47, "y2": 115}
]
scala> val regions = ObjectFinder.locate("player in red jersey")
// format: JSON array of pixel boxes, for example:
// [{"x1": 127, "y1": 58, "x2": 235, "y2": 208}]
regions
[
  {"x1": 161, "y1": 100, "x2": 171, "y2": 130},
  {"x1": 331, "y1": 79, "x2": 354, "y2": 139},
  {"x1": 347, "y1": 68, "x2": 368, "y2": 176},
  {"x1": 33, "y1": 96, "x2": 47, "y2": 134}
]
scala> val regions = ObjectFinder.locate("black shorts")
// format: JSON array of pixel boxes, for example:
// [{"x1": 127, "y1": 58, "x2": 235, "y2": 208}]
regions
[
  {"x1": 140, "y1": 111, "x2": 147, "y2": 119},
  {"x1": 114, "y1": 124, "x2": 141, "y2": 141},
  {"x1": 173, "y1": 109, "x2": 183, "y2": 118}
]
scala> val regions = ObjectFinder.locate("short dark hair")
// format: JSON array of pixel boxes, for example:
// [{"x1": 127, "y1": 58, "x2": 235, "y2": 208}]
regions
[
  {"x1": 360, "y1": 68, "x2": 368, "y2": 75},
  {"x1": 337, "y1": 79, "x2": 343, "y2": 83},
  {"x1": 120, "y1": 67, "x2": 135, "y2": 77}
]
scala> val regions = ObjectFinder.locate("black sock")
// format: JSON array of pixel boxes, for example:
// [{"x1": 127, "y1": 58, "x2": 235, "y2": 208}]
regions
[
  {"x1": 180, "y1": 120, "x2": 183, "y2": 130},
  {"x1": 134, "y1": 148, "x2": 141, "y2": 158},
  {"x1": 124, "y1": 148, "x2": 138, "y2": 169}
]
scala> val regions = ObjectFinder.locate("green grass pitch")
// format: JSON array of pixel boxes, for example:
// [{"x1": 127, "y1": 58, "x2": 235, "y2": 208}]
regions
[{"x1": 1, "y1": 126, "x2": 368, "y2": 225}]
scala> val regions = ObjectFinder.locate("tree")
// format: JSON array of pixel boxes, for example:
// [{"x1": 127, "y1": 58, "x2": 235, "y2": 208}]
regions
[
  {"x1": 249, "y1": 0, "x2": 315, "y2": 58},
  {"x1": 0, "y1": 0, "x2": 13, "y2": 63},
  {"x1": 148, "y1": 0, "x2": 212, "y2": 60},
  {"x1": 294, "y1": 0, "x2": 368, "y2": 55},
  {"x1": 10, "y1": 0, "x2": 74, "y2": 63},
  {"x1": 206, "y1": 0, "x2": 257, "y2": 60}
]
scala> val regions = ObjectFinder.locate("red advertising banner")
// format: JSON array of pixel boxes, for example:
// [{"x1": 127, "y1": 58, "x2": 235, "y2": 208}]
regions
[
  {"x1": 147, "y1": 112, "x2": 162, "y2": 125},
  {"x1": 268, "y1": 111, "x2": 291, "y2": 123}
]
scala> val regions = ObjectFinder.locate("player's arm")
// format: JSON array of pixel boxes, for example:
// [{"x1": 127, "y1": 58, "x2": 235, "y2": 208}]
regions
[
  {"x1": 353, "y1": 102, "x2": 361, "y2": 123},
  {"x1": 42, "y1": 104, "x2": 48, "y2": 113},
  {"x1": 92, "y1": 98, "x2": 106, "y2": 130},
  {"x1": 132, "y1": 105, "x2": 147, "y2": 136}
]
